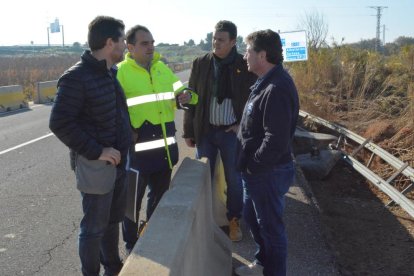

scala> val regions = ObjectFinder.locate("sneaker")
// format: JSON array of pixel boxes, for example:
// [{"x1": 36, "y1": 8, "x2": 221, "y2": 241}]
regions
[
  {"x1": 234, "y1": 261, "x2": 264, "y2": 276},
  {"x1": 229, "y1": 217, "x2": 242, "y2": 242}
]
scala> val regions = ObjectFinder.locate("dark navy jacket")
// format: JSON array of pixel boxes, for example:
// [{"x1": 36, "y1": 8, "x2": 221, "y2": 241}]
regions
[
  {"x1": 237, "y1": 64, "x2": 299, "y2": 174},
  {"x1": 49, "y1": 50, "x2": 132, "y2": 166}
]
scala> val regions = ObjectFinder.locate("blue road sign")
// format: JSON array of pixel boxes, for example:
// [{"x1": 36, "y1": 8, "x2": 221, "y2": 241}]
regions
[{"x1": 279, "y1": 30, "x2": 308, "y2": 62}]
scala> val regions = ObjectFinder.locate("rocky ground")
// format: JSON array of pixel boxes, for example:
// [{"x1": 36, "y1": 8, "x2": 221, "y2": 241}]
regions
[{"x1": 306, "y1": 160, "x2": 414, "y2": 275}]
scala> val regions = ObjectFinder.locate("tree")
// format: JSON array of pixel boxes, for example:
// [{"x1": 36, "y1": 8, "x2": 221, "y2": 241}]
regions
[
  {"x1": 349, "y1": 38, "x2": 376, "y2": 51},
  {"x1": 236, "y1": 35, "x2": 246, "y2": 52},
  {"x1": 72, "y1": 42, "x2": 81, "y2": 48},
  {"x1": 383, "y1": 36, "x2": 414, "y2": 55},
  {"x1": 300, "y1": 10, "x2": 329, "y2": 50},
  {"x1": 394, "y1": 36, "x2": 414, "y2": 47},
  {"x1": 201, "y1": 32, "x2": 213, "y2": 51},
  {"x1": 187, "y1": 39, "x2": 195, "y2": 47}
]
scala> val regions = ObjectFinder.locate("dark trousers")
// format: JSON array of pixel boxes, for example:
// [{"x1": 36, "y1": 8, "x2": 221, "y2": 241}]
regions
[
  {"x1": 196, "y1": 127, "x2": 243, "y2": 220},
  {"x1": 122, "y1": 168, "x2": 172, "y2": 251},
  {"x1": 79, "y1": 167, "x2": 127, "y2": 276},
  {"x1": 242, "y1": 161, "x2": 295, "y2": 276}
]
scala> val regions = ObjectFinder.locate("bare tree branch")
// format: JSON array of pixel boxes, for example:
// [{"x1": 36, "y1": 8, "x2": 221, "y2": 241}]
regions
[{"x1": 300, "y1": 10, "x2": 329, "y2": 50}]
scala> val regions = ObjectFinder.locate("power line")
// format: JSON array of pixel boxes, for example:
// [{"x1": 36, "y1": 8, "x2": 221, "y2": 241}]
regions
[{"x1": 368, "y1": 6, "x2": 388, "y2": 51}]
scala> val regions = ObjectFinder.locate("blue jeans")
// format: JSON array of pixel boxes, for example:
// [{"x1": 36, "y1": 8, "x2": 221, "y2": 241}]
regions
[
  {"x1": 122, "y1": 169, "x2": 172, "y2": 251},
  {"x1": 79, "y1": 167, "x2": 127, "y2": 276},
  {"x1": 196, "y1": 127, "x2": 243, "y2": 220},
  {"x1": 242, "y1": 162, "x2": 295, "y2": 276}
]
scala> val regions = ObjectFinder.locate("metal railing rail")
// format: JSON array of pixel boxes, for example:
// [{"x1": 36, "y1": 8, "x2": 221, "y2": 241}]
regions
[
  {"x1": 343, "y1": 155, "x2": 414, "y2": 217},
  {"x1": 299, "y1": 110, "x2": 414, "y2": 217},
  {"x1": 299, "y1": 110, "x2": 414, "y2": 182}
]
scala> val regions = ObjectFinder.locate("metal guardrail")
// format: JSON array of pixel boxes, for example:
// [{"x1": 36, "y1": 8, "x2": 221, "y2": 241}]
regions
[
  {"x1": 299, "y1": 110, "x2": 414, "y2": 217},
  {"x1": 344, "y1": 155, "x2": 414, "y2": 217}
]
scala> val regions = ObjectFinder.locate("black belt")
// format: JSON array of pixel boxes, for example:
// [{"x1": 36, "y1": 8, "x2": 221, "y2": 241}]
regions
[{"x1": 209, "y1": 123, "x2": 236, "y2": 130}]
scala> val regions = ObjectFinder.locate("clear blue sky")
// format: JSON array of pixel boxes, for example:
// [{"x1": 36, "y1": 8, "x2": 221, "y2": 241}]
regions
[{"x1": 1, "y1": 0, "x2": 412, "y2": 46}]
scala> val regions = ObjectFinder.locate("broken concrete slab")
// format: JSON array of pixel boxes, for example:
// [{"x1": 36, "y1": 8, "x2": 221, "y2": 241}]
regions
[
  {"x1": 296, "y1": 149, "x2": 342, "y2": 180},
  {"x1": 293, "y1": 128, "x2": 338, "y2": 155}
]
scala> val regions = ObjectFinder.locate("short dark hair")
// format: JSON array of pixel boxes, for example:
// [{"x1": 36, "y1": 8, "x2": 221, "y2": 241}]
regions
[
  {"x1": 246, "y1": 29, "x2": 284, "y2": 64},
  {"x1": 215, "y1": 20, "x2": 237, "y2": 40},
  {"x1": 87, "y1": 16, "x2": 125, "y2": 51},
  {"x1": 126, "y1": 25, "x2": 151, "y2": 45}
]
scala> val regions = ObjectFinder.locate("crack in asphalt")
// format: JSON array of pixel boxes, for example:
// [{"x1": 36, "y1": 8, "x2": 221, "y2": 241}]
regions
[{"x1": 33, "y1": 221, "x2": 78, "y2": 275}]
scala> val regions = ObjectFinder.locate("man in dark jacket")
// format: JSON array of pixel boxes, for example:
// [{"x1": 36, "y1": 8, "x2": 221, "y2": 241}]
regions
[
  {"x1": 183, "y1": 20, "x2": 256, "y2": 241},
  {"x1": 234, "y1": 30, "x2": 299, "y2": 276},
  {"x1": 49, "y1": 16, "x2": 132, "y2": 276}
]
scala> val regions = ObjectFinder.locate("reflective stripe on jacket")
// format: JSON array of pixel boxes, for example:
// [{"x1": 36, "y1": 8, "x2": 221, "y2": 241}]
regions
[
  {"x1": 117, "y1": 52, "x2": 197, "y2": 171},
  {"x1": 117, "y1": 52, "x2": 197, "y2": 128}
]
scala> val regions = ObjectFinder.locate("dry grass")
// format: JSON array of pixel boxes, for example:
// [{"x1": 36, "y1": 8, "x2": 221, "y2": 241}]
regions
[
  {"x1": 0, "y1": 54, "x2": 79, "y2": 100},
  {"x1": 288, "y1": 45, "x2": 414, "y2": 198}
]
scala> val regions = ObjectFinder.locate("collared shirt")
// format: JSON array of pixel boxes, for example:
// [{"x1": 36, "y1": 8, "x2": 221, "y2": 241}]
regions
[
  {"x1": 209, "y1": 96, "x2": 237, "y2": 126},
  {"x1": 251, "y1": 64, "x2": 279, "y2": 94},
  {"x1": 209, "y1": 55, "x2": 237, "y2": 126}
]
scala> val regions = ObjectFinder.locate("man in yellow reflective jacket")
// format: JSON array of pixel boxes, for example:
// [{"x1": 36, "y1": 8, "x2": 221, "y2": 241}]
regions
[{"x1": 117, "y1": 25, "x2": 198, "y2": 253}]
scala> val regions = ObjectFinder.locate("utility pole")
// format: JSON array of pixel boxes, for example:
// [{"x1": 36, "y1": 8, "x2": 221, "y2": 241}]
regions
[
  {"x1": 61, "y1": 25, "x2": 65, "y2": 47},
  {"x1": 369, "y1": 6, "x2": 387, "y2": 52},
  {"x1": 382, "y1": 24, "x2": 385, "y2": 45},
  {"x1": 47, "y1": 27, "x2": 50, "y2": 47}
]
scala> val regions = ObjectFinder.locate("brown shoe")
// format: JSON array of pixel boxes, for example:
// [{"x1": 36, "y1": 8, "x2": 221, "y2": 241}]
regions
[
  {"x1": 138, "y1": 220, "x2": 147, "y2": 237},
  {"x1": 229, "y1": 217, "x2": 242, "y2": 242}
]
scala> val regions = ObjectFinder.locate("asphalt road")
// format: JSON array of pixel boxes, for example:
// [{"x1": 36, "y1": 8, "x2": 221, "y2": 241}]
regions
[
  {"x1": 0, "y1": 71, "x2": 193, "y2": 276},
  {"x1": 1, "y1": 69, "x2": 339, "y2": 275},
  {"x1": 1, "y1": 103, "x2": 82, "y2": 275}
]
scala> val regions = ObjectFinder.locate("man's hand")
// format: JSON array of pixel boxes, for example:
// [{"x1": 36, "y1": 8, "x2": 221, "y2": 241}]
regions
[
  {"x1": 98, "y1": 147, "x2": 121, "y2": 166},
  {"x1": 184, "y1": 138, "x2": 196, "y2": 148},
  {"x1": 225, "y1": 124, "x2": 239, "y2": 134},
  {"x1": 177, "y1": 90, "x2": 192, "y2": 105}
]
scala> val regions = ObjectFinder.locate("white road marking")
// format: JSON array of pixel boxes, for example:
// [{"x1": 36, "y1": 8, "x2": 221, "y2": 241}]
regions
[
  {"x1": 0, "y1": 133, "x2": 55, "y2": 156},
  {"x1": 0, "y1": 84, "x2": 187, "y2": 157}
]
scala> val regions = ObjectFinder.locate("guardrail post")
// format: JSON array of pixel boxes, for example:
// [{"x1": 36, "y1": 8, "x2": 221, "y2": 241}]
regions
[
  {"x1": 386, "y1": 163, "x2": 410, "y2": 206},
  {"x1": 366, "y1": 152, "x2": 376, "y2": 168},
  {"x1": 350, "y1": 138, "x2": 372, "y2": 157}
]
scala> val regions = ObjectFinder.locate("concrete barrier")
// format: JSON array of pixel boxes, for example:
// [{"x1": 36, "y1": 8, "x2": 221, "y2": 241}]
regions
[
  {"x1": 36, "y1": 80, "x2": 58, "y2": 104},
  {"x1": 120, "y1": 157, "x2": 232, "y2": 276},
  {"x1": 0, "y1": 85, "x2": 27, "y2": 112}
]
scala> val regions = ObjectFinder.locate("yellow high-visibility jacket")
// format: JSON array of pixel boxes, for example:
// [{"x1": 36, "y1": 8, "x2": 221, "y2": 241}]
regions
[{"x1": 117, "y1": 52, "x2": 197, "y2": 172}]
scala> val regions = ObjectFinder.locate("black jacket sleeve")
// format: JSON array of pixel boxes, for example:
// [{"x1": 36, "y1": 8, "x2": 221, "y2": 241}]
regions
[
  {"x1": 49, "y1": 74, "x2": 103, "y2": 160},
  {"x1": 182, "y1": 58, "x2": 198, "y2": 139}
]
